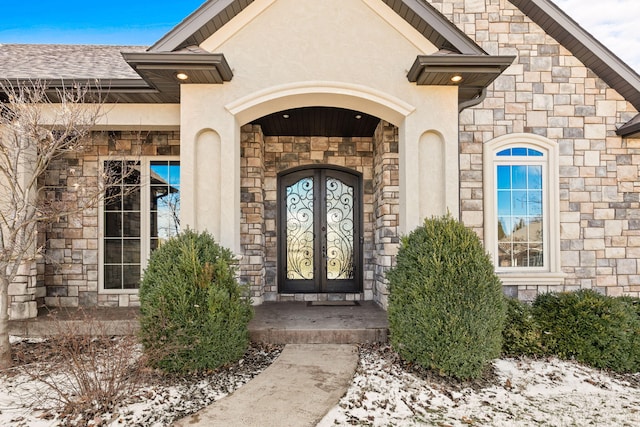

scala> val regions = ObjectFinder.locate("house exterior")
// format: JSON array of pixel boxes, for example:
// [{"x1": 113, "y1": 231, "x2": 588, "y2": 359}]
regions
[{"x1": 2, "y1": 0, "x2": 639, "y2": 320}]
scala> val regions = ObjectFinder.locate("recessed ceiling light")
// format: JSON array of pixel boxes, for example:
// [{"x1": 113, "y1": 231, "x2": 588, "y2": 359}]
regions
[
  {"x1": 355, "y1": 115, "x2": 362, "y2": 120},
  {"x1": 450, "y1": 74, "x2": 463, "y2": 83},
  {"x1": 175, "y1": 72, "x2": 189, "y2": 81},
  {"x1": 283, "y1": 114, "x2": 290, "y2": 119}
]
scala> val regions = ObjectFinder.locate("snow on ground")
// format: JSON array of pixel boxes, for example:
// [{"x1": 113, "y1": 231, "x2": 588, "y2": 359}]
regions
[
  {"x1": 0, "y1": 338, "x2": 282, "y2": 426},
  {"x1": 319, "y1": 345, "x2": 640, "y2": 426},
  {"x1": 2, "y1": 339, "x2": 640, "y2": 426}
]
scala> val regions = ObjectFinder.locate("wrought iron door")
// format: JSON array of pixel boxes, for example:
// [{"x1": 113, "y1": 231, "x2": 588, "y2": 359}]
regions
[{"x1": 278, "y1": 167, "x2": 362, "y2": 293}]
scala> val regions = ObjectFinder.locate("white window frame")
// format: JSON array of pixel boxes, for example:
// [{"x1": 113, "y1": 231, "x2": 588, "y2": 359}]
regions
[
  {"x1": 483, "y1": 134, "x2": 564, "y2": 286},
  {"x1": 98, "y1": 156, "x2": 180, "y2": 294}
]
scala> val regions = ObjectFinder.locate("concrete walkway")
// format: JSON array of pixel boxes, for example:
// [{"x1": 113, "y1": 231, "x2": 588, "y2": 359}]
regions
[{"x1": 173, "y1": 344, "x2": 358, "y2": 427}]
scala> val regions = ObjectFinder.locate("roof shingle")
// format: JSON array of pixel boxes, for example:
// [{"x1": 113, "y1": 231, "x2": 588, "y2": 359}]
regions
[{"x1": 0, "y1": 44, "x2": 147, "y2": 80}]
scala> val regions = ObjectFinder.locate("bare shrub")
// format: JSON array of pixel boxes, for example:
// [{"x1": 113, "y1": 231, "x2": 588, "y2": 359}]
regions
[{"x1": 13, "y1": 309, "x2": 143, "y2": 424}]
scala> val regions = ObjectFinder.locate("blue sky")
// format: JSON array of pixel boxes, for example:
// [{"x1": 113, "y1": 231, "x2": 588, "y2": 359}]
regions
[
  {"x1": 0, "y1": 1, "x2": 205, "y2": 46},
  {"x1": 0, "y1": 1, "x2": 638, "y2": 71}
]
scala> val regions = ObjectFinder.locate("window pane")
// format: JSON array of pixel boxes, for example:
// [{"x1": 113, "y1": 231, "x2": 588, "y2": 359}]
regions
[
  {"x1": 104, "y1": 186, "x2": 122, "y2": 211},
  {"x1": 104, "y1": 240, "x2": 121, "y2": 263},
  {"x1": 527, "y1": 149, "x2": 543, "y2": 156},
  {"x1": 123, "y1": 265, "x2": 141, "y2": 289},
  {"x1": 527, "y1": 165, "x2": 542, "y2": 189},
  {"x1": 104, "y1": 265, "x2": 122, "y2": 290},
  {"x1": 122, "y1": 239, "x2": 141, "y2": 263},
  {"x1": 104, "y1": 213, "x2": 122, "y2": 237},
  {"x1": 512, "y1": 147, "x2": 527, "y2": 156},
  {"x1": 528, "y1": 190, "x2": 543, "y2": 216},
  {"x1": 497, "y1": 191, "x2": 512, "y2": 216},
  {"x1": 122, "y1": 187, "x2": 140, "y2": 211},
  {"x1": 168, "y1": 163, "x2": 181, "y2": 186},
  {"x1": 511, "y1": 166, "x2": 528, "y2": 189},
  {"x1": 122, "y1": 212, "x2": 141, "y2": 237},
  {"x1": 497, "y1": 148, "x2": 511, "y2": 156},
  {"x1": 511, "y1": 191, "x2": 528, "y2": 216},
  {"x1": 497, "y1": 166, "x2": 511, "y2": 189},
  {"x1": 149, "y1": 161, "x2": 180, "y2": 248}
]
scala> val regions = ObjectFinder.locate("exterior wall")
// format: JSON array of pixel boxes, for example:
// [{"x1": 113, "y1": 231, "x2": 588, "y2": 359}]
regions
[
  {"x1": 41, "y1": 131, "x2": 180, "y2": 309},
  {"x1": 239, "y1": 121, "x2": 400, "y2": 304},
  {"x1": 372, "y1": 122, "x2": 400, "y2": 307},
  {"x1": 180, "y1": 0, "x2": 461, "y2": 255},
  {"x1": 432, "y1": 0, "x2": 640, "y2": 299}
]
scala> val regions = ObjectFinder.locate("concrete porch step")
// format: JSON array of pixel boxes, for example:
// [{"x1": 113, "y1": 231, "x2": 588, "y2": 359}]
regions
[
  {"x1": 249, "y1": 301, "x2": 389, "y2": 344},
  {"x1": 9, "y1": 301, "x2": 390, "y2": 345}
]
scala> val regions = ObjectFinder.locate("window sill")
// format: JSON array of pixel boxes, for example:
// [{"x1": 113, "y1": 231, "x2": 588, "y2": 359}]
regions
[{"x1": 496, "y1": 271, "x2": 566, "y2": 287}]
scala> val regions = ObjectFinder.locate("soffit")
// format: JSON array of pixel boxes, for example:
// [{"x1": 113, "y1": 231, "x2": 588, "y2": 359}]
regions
[
  {"x1": 122, "y1": 51, "x2": 233, "y2": 103},
  {"x1": 251, "y1": 107, "x2": 381, "y2": 137},
  {"x1": 408, "y1": 54, "x2": 516, "y2": 105},
  {"x1": 616, "y1": 113, "x2": 640, "y2": 138}
]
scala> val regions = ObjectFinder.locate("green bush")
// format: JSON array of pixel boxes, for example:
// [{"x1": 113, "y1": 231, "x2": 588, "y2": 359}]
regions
[
  {"x1": 502, "y1": 297, "x2": 544, "y2": 357},
  {"x1": 387, "y1": 215, "x2": 506, "y2": 380},
  {"x1": 533, "y1": 290, "x2": 640, "y2": 372},
  {"x1": 139, "y1": 229, "x2": 253, "y2": 373}
]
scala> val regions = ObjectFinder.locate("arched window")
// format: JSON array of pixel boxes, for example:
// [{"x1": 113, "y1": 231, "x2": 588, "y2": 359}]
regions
[{"x1": 483, "y1": 134, "x2": 564, "y2": 286}]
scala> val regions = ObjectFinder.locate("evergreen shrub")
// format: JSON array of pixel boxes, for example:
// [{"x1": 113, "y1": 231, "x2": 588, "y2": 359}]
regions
[
  {"x1": 502, "y1": 297, "x2": 544, "y2": 357},
  {"x1": 533, "y1": 290, "x2": 640, "y2": 372},
  {"x1": 139, "y1": 229, "x2": 253, "y2": 373},
  {"x1": 387, "y1": 215, "x2": 506, "y2": 379}
]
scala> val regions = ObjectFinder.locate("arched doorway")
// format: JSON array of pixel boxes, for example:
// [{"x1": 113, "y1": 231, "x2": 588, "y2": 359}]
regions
[{"x1": 278, "y1": 166, "x2": 362, "y2": 293}]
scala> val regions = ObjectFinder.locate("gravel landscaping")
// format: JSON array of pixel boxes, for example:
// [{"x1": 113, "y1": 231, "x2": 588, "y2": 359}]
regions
[{"x1": 2, "y1": 339, "x2": 640, "y2": 426}]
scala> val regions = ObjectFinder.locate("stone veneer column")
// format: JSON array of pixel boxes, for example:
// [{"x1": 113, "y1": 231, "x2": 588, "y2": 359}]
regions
[
  {"x1": 7, "y1": 259, "x2": 42, "y2": 320},
  {"x1": 373, "y1": 121, "x2": 400, "y2": 308},
  {"x1": 240, "y1": 125, "x2": 266, "y2": 303}
]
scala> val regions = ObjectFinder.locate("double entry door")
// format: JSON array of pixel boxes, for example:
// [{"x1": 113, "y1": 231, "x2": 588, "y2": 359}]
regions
[{"x1": 278, "y1": 167, "x2": 362, "y2": 293}]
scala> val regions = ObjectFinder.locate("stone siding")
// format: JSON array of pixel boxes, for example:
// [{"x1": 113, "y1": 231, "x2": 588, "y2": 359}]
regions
[
  {"x1": 40, "y1": 131, "x2": 180, "y2": 310},
  {"x1": 433, "y1": 0, "x2": 640, "y2": 298},
  {"x1": 240, "y1": 122, "x2": 400, "y2": 303}
]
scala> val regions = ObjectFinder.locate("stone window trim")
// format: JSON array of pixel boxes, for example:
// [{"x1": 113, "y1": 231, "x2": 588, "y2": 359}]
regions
[
  {"x1": 483, "y1": 133, "x2": 565, "y2": 287},
  {"x1": 98, "y1": 155, "x2": 180, "y2": 295}
]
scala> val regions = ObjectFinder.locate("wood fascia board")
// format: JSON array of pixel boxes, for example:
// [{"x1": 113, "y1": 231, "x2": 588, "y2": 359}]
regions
[
  {"x1": 398, "y1": 0, "x2": 486, "y2": 55},
  {"x1": 149, "y1": 0, "x2": 247, "y2": 52},
  {"x1": 122, "y1": 52, "x2": 233, "y2": 81},
  {"x1": 407, "y1": 55, "x2": 515, "y2": 82},
  {"x1": 616, "y1": 113, "x2": 640, "y2": 138}
]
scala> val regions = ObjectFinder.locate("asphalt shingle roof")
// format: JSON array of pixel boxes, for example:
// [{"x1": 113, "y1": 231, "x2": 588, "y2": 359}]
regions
[{"x1": 0, "y1": 44, "x2": 147, "y2": 80}]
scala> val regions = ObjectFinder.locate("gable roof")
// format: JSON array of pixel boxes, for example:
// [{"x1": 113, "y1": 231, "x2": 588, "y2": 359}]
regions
[
  {"x1": 148, "y1": 0, "x2": 640, "y2": 134},
  {"x1": 509, "y1": 0, "x2": 640, "y2": 137},
  {"x1": 150, "y1": 0, "x2": 485, "y2": 55},
  {"x1": 1, "y1": 0, "x2": 639, "y2": 132}
]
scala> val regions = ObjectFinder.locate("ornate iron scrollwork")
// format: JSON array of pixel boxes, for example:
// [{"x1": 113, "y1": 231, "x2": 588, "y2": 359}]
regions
[
  {"x1": 325, "y1": 177, "x2": 355, "y2": 280},
  {"x1": 286, "y1": 177, "x2": 314, "y2": 280}
]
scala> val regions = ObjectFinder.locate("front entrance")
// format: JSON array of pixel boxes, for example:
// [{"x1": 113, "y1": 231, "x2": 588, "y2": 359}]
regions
[{"x1": 278, "y1": 166, "x2": 362, "y2": 293}]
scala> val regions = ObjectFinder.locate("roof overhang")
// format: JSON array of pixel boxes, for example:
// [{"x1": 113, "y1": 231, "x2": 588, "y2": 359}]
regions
[
  {"x1": 408, "y1": 54, "x2": 515, "y2": 107},
  {"x1": 0, "y1": 78, "x2": 166, "y2": 103},
  {"x1": 617, "y1": 113, "x2": 640, "y2": 138},
  {"x1": 122, "y1": 52, "x2": 233, "y2": 102}
]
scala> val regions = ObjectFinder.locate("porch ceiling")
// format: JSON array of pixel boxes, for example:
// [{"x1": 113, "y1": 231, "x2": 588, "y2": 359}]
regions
[{"x1": 251, "y1": 107, "x2": 381, "y2": 137}]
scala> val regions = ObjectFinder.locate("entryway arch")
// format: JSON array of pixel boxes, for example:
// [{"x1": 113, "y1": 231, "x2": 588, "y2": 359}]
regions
[
  {"x1": 229, "y1": 82, "x2": 410, "y2": 303},
  {"x1": 225, "y1": 81, "x2": 415, "y2": 127}
]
